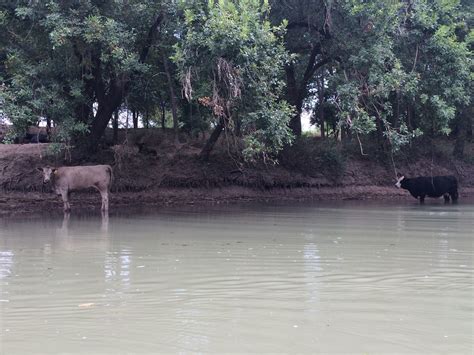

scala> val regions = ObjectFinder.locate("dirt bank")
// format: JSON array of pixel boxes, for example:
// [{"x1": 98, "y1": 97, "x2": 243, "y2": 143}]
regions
[
  {"x1": 3, "y1": 184, "x2": 474, "y2": 217},
  {"x1": 1, "y1": 133, "x2": 473, "y2": 215}
]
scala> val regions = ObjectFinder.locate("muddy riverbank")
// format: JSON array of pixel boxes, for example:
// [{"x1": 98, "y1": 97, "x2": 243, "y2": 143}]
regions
[{"x1": 1, "y1": 136, "x2": 473, "y2": 215}]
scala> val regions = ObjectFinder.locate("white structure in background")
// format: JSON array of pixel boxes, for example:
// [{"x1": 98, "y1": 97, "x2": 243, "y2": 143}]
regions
[{"x1": 301, "y1": 109, "x2": 317, "y2": 133}]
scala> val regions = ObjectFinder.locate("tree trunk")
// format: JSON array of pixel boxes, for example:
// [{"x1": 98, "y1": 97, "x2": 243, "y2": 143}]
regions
[
  {"x1": 394, "y1": 91, "x2": 400, "y2": 128},
  {"x1": 331, "y1": 123, "x2": 338, "y2": 140},
  {"x1": 89, "y1": 105, "x2": 118, "y2": 149},
  {"x1": 144, "y1": 110, "x2": 149, "y2": 129},
  {"x1": 465, "y1": 105, "x2": 473, "y2": 142},
  {"x1": 453, "y1": 132, "x2": 466, "y2": 158},
  {"x1": 132, "y1": 110, "x2": 138, "y2": 129},
  {"x1": 113, "y1": 110, "x2": 119, "y2": 144},
  {"x1": 453, "y1": 109, "x2": 470, "y2": 158},
  {"x1": 161, "y1": 101, "x2": 166, "y2": 131},
  {"x1": 285, "y1": 65, "x2": 303, "y2": 136},
  {"x1": 317, "y1": 74, "x2": 325, "y2": 138},
  {"x1": 46, "y1": 117, "x2": 52, "y2": 141},
  {"x1": 199, "y1": 117, "x2": 225, "y2": 161},
  {"x1": 163, "y1": 53, "x2": 179, "y2": 144},
  {"x1": 87, "y1": 81, "x2": 124, "y2": 152},
  {"x1": 289, "y1": 110, "x2": 302, "y2": 136},
  {"x1": 467, "y1": 118, "x2": 473, "y2": 142}
]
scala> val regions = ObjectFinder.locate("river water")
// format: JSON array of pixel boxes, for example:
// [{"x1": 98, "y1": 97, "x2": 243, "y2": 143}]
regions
[{"x1": 0, "y1": 201, "x2": 473, "y2": 353}]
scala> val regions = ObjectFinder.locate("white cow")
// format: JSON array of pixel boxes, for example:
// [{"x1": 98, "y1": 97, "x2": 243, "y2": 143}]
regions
[{"x1": 37, "y1": 165, "x2": 113, "y2": 212}]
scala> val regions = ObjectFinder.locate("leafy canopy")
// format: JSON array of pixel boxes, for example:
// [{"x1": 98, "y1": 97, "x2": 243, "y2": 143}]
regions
[{"x1": 173, "y1": 0, "x2": 294, "y2": 161}]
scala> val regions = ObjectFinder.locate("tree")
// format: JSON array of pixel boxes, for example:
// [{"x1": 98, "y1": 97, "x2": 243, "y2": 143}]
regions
[
  {"x1": 0, "y1": 2, "x2": 87, "y2": 142},
  {"x1": 0, "y1": 0, "x2": 166, "y2": 152},
  {"x1": 1, "y1": 0, "x2": 471, "y2": 162},
  {"x1": 272, "y1": 0, "x2": 472, "y2": 155},
  {"x1": 397, "y1": 0, "x2": 472, "y2": 138},
  {"x1": 174, "y1": 0, "x2": 294, "y2": 161},
  {"x1": 270, "y1": 0, "x2": 331, "y2": 137}
]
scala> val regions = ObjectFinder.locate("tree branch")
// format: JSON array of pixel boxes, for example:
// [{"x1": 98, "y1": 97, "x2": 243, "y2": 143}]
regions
[
  {"x1": 411, "y1": 44, "x2": 419, "y2": 72},
  {"x1": 286, "y1": 22, "x2": 328, "y2": 38},
  {"x1": 303, "y1": 55, "x2": 330, "y2": 85},
  {"x1": 139, "y1": 12, "x2": 164, "y2": 63},
  {"x1": 91, "y1": 55, "x2": 106, "y2": 103}
]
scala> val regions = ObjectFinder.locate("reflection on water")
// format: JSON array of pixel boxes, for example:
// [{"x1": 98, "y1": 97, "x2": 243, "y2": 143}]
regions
[
  {"x1": 0, "y1": 202, "x2": 473, "y2": 353},
  {"x1": 0, "y1": 250, "x2": 13, "y2": 280},
  {"x1": 104, "y1": 249, "x2": 132, "y2": 288}
]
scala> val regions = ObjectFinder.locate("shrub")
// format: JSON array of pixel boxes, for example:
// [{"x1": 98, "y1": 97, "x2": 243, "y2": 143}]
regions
[{"x1": 279, "y1": 137, "x2": 346, "y2": 183}]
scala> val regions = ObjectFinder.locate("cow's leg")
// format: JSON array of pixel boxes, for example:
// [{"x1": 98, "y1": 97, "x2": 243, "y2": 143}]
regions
[
  {"x1": 92, "y1": 184, "x2": 109, "y2": 212},
  {"x1": 60, "y1": 190, "x2": 71, "y2": 212},
  {"x1": 450, "y1": 190, "x2": 458, "y2": 204},
  {"x1": 443, "y1": 194, "x2": 450, "y2": 203},
  {"x1": 99, "y1": 189, "x2": 109, "y2": 212},
  {"x1": 419, "y1": 195, "x2": 425, "y2": 204}
]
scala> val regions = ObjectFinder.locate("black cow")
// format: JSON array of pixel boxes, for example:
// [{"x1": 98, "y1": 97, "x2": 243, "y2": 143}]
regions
[{"x1": 395, "y1": 174, "x2": 458, "y2": 204}]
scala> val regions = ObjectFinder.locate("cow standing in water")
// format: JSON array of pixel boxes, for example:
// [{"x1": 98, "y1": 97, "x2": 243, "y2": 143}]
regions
[
  {"x1": 395, "y1": 174, "x2": 458, "y2": 204},
  {"x1": 37, "y1": 165, "x2": 113, "y2": 212}
]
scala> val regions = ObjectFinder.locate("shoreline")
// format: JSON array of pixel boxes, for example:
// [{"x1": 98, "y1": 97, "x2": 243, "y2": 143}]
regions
[
  {"x1": 2, "y1": 142, "x2": 474, "y2": 216},
  {"x1": 2, "y1": 185, "x2": 474, "y2": 216}
]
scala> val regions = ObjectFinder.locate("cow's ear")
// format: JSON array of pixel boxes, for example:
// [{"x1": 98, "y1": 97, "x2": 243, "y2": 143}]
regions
[
  {"x1": 52, "y1": 168, "x2": 58, "y2": 175},
  {"x1": 396, "y1": 172, "x2": 403, "y2": 178},
  {"x1": 36, "y1": 167, "x2": 43, "y2": 172}
]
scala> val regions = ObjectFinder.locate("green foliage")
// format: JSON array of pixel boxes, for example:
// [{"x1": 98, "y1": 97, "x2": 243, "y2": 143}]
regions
[
  {"x1": 174, "y1": 0, "x2": 294, "y2": 161},
  {"x1": 403, "y1": 0, "x2": 472, "y2": 137},
  {"x1": 272, "y1": 0, "x2": 472, "y2": 156},
  {"x1": 0, "y1": 0, "x2": 472, "y2": 165},
  {"x1": 384, "y1": 122, "x2": 423, "y2": 152},
  {"x1": 1, "y1": 0, "x2": 164, "y2": 148},
  {"x1": 242, "y1": 100, "x2": 294, "y2": 162}
]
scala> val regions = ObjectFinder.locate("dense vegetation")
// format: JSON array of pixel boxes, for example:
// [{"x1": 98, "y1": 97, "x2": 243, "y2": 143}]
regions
[{"x1": 0, "y1": 0, "x2": 472, "y2": 163}]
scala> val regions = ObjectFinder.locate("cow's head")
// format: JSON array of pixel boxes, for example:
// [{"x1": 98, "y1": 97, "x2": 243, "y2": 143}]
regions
[
  {"x1": 395, "y1": 174, "x2": 405, "y2": 188},
  {"x1": 37, "y1": 166, "x2": 57, "y2": 184}
]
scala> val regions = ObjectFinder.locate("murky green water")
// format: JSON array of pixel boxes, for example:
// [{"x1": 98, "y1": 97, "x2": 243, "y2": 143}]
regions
[{"x1": 0, "y1": 201, "x2": 473, "y2": 353}]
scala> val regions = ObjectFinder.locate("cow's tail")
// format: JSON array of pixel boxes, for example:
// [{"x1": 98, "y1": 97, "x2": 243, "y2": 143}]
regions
[{"x1": 107, "y1": 165, "x2": 114, "y2": 191}]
